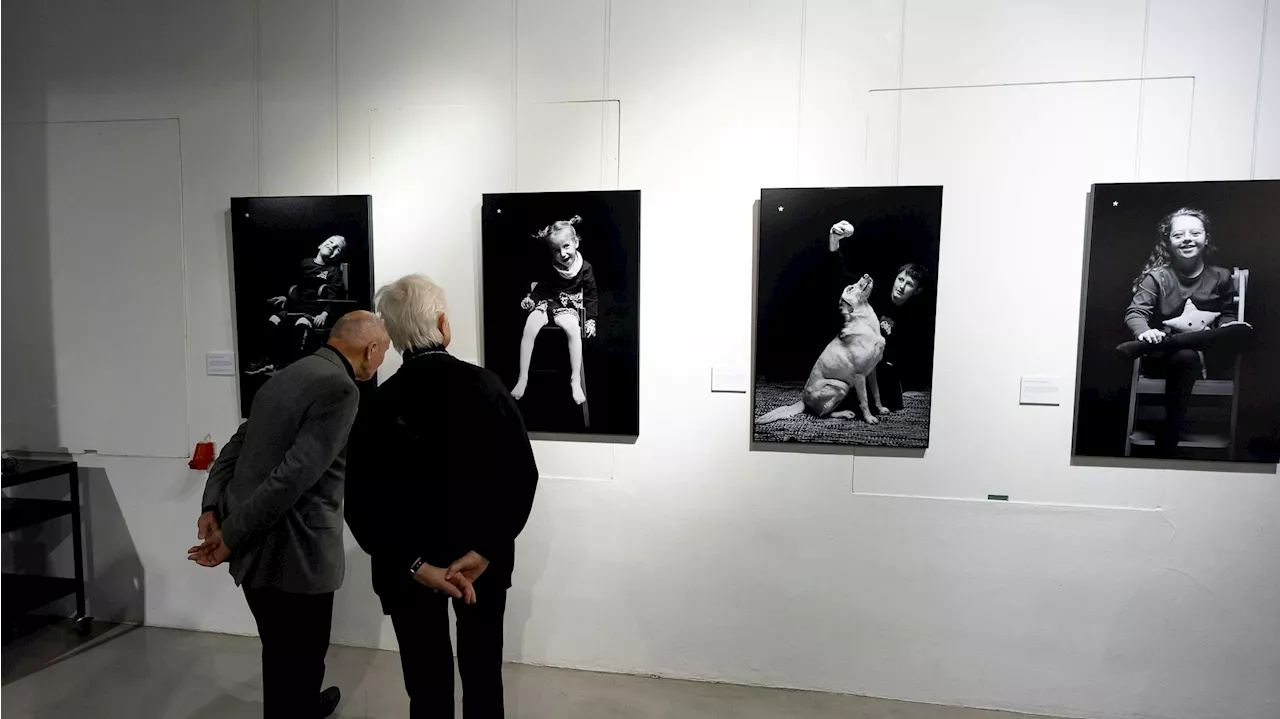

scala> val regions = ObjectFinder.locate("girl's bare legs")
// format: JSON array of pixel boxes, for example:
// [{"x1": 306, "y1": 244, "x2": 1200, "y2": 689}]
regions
[
  {"x1": 553, "y1": 313, "x2": 586, "y2": 404},
  {"x1": 512, "y1": 309, "x2": 548, "y2": 399}
]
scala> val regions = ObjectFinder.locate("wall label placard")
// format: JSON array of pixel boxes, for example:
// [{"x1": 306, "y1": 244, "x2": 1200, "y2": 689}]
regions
[
  {"x1": 206, "y1": 351, "x2": 236, "y2": 376},
  {"x1": 1020, "y1": 376, "x2": 1062, "y2": 406}
]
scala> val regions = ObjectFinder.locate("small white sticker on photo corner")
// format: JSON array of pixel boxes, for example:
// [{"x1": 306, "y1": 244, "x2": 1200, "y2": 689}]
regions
[
  {"x1": 1019, "y1": 376, "x2": 1062, "y2": 406},
  {"x1": 206, "y1": 351, "x2": 236, "y2": 376},
  {"x1": 711, "y1": 367, "x2": 749, "y2": 393}
]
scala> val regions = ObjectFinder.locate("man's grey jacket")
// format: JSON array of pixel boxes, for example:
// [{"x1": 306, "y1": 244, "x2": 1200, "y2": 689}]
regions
[{"x1": 202, "y1": 346, "x2": 360, "y2": 594}]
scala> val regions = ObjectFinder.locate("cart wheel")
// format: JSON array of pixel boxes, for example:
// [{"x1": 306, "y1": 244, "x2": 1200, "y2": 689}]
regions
[{"x1": 74, "y1": 615, "x2": 93, "y2": 637}]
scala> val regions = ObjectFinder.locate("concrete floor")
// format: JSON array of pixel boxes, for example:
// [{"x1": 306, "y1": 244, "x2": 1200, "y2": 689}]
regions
[{"x1": 2, "y1": 622, "x2": 1049, "y2": 719}]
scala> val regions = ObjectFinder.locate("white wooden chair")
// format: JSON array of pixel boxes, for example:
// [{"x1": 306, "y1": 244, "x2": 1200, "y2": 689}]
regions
[{"x1": 1123, "y1": 268, "x2": 1248, "y2": 458}]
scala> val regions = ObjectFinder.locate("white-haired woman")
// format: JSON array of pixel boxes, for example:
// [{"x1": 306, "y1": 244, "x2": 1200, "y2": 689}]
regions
[{"x1": 344, "y1": 274, "x2": 538, "y2": 719}]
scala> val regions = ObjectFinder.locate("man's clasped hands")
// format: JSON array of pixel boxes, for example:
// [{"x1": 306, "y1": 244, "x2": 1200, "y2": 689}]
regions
[{"x1": 187, "y1": 511, "x2": 489, "y2": 603}]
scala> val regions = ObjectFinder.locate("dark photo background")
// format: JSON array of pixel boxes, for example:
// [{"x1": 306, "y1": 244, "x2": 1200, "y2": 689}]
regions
[
  {"x1": 754, "y1": 186, "x2": 942, "y2": 447},
  {"x1": 230, "y1": 195, "x2": 374, "y2": 417},
  {"x1": 1074, "y1": 180, "x2": 1280, "y2": 462},
  {"x1": 481, "y1": 190, "x2": 640, "y2": 437}
]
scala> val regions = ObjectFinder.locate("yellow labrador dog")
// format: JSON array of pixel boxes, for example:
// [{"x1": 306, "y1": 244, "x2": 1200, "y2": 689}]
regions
[{"x1": 756, "y1": 274, "x2": 890, "y2": 426}]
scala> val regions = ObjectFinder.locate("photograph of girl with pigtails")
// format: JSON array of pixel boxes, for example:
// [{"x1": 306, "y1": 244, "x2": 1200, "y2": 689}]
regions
[
  {"x1": 481, "y1": 191, "x2": 641, "y2": 437},
  {"x1": 753, "y1": 186, "x2": 943, "y2": 449},
  {"x1": 1074, "y1": 180, "x2": 1280, "y2": 463}
]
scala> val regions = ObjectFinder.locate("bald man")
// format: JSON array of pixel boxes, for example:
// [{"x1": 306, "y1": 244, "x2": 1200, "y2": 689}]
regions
[{"x1": 191, "y1": 310, "x2": 389, "y2": 719}]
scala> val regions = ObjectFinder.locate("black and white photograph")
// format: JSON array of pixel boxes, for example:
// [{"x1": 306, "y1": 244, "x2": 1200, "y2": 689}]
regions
[
  {"x1": 1074, "y1": 180, "x2": 1280, "y2": 463},
  {"x1": 481, "y1": 190, "x2": 640, "y2": 437},
  {"x1": 230, "y1": 195, "x2": 375, "y2": 416},
  {"x1": 753, "y1": 186, "x2": 943, "y2": 448}
]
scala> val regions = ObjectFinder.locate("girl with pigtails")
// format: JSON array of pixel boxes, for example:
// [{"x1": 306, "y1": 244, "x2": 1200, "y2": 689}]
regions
[{"x1": 511, "y1": 215, "x2": 599, "y2": 405}]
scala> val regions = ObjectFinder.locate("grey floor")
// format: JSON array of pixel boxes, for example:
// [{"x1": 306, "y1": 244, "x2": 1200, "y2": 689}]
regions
[{"x1": 3, "y1": 621, "x2": 1047, "y2": 719}]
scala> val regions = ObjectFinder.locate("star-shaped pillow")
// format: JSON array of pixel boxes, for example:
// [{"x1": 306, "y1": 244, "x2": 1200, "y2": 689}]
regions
[{"x1": 1161, "y1": 299, "x2": 1220, "y2": 334}]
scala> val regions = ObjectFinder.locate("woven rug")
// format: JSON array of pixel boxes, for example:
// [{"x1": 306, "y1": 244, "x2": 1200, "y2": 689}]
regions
[{"x1": 752, "y1": 380, "x2": 931, "y2": 448}]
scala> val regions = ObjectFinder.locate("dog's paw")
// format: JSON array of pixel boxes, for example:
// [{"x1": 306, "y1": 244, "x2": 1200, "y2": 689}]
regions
[
  {"x1": 863, "y1": 415, "x2": 879, "y2": 425},
  {"x1": 829, "y1": 410, "x2": 855, "y2": 419},
  {"x1": 876, "y1": 405, "x2": 891, "y2": 415}
]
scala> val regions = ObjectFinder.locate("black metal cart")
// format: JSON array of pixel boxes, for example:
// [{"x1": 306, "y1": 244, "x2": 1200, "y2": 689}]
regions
[{"x1": 2, "y1": 459, "x2": 92, "y2": 637}]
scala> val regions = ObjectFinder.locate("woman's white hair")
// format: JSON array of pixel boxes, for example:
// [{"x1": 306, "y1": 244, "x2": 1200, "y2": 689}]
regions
[{"x1": 375, "y1": 274, "x2": 448, "y2": 351}]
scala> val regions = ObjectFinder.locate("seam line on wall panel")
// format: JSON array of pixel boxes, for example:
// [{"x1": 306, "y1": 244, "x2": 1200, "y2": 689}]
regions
[
  {"x1": 71, "y1": 452, "x2": 191, "y2": 460},
  {"x1": 540, "y1": 475, "x2": 613, "y2": 483},
  {"x1": 1185, "y1": 76, "x2": 1196, "y2": 178},
  {"x1": 254, "y1": 0, "x2": 262, "y2": 194},
  {"x1": 852, "y1": 493, "x2": 1165, "y2": 512},
  {"x1": 601, "y1": 0, "x2": 612, "y2": 188},
  {"x1": 795, "y1": 0, "x2": 807, "y2": 183},
  {"x1": 511, "y1": 0, "x2": 519, "y2": 189},
  {"x1": 867, "y1": 75, "x2": 1194, "y2": 94},
  {"x1": 615, "y1": 99, "x2": 622, "y2": 188},
  {"x1": 2, "y1": 117, "x2": 180, "y2": 125},
  {"x1": 892, "y1": 0, "x2": 907, "y2": 185},
  {"x1": 530, "y1": 99, "x2": 619, "y2": 104},
  {"x1": 333, "y1": 0, "x2": 340, "y2": 193},
  {"x1": 1251, "y1": 0, "x2": 1272, "y2": 179},
  {"x1": 1133, "y1": 0, "x2": 1151, "y2": 179},
  {"x1": 177, "y1": 118, "x2": 193, "y2": 452}
]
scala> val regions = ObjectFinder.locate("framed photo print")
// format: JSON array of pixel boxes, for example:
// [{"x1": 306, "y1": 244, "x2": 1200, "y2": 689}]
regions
[
  {"x1": 230, "y1": 195, "x2": 374, "y2": 416},
  {"x1": 481, "y1": 190, "x2": 641, "y2": 437},
  {"x1": 754, "y1": 186, "x2": 943, "y2": 449}
]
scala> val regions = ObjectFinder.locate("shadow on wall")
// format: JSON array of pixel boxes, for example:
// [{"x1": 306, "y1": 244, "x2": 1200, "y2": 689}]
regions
[
  {"x1": 80, "y1": 465, "x2": 146, "y2": 625},
  {"x1": 1, "y1": 4, "x2": 58, "y2": 454}
]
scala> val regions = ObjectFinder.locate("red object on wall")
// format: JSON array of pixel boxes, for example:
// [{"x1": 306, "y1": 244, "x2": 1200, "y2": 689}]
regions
[{"x1": 189, "y1": 437, "x2": 215, "y2": 470}]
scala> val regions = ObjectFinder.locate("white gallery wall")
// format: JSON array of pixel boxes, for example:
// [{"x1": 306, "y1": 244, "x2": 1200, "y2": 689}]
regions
[{"x1": 2, "y1": 2, "x2": 1279, "y2": 718}]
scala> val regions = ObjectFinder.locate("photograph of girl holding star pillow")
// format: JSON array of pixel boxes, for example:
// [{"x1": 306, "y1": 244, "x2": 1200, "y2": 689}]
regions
[
  {"x1": 1117, "y1": 207, "x2": 1253, "y2": 456},
  {"x1": 1074, "y1": 180, "x2": 1280, "y2": 463}
]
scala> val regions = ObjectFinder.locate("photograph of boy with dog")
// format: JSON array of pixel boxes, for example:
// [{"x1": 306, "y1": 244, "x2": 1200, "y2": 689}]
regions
[
  {"x1": 753, "y1": 186, "x2": 942, "y2": 448},
  {"x1": 481, "y1": 190, "x2": 641, "y2": 437},
  {"x1": 1074, "y1": 180, "x2": 1280, "y2": 463},
  {"x1": 230, "y1": 195, "x2": 374, "y2": 416}
]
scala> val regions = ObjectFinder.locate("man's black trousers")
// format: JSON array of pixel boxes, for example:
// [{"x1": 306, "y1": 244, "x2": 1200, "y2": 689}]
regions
[{"x1": 243, "y1": 586, "x2": 335, "y2": 718}]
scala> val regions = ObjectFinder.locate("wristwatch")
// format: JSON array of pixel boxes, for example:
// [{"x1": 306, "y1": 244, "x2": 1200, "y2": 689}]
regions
[{"x1": 409, "y1": 557, "x2": 425, "y2": 575}]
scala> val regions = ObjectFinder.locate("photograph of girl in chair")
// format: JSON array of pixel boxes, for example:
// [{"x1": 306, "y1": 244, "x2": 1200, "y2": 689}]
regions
[
  {"x1": 753, "y1": 186, "x2": 943, "y2": 448},
  {"x1": 230, "y1": 195, "x2": 374, "y2": 416},
  {"x1": 1074, "y1": 180, "x2": 1279, "y2": 463},
  {"x1": 481, "y1": 191, "x2": 640, "y2": 437}
]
